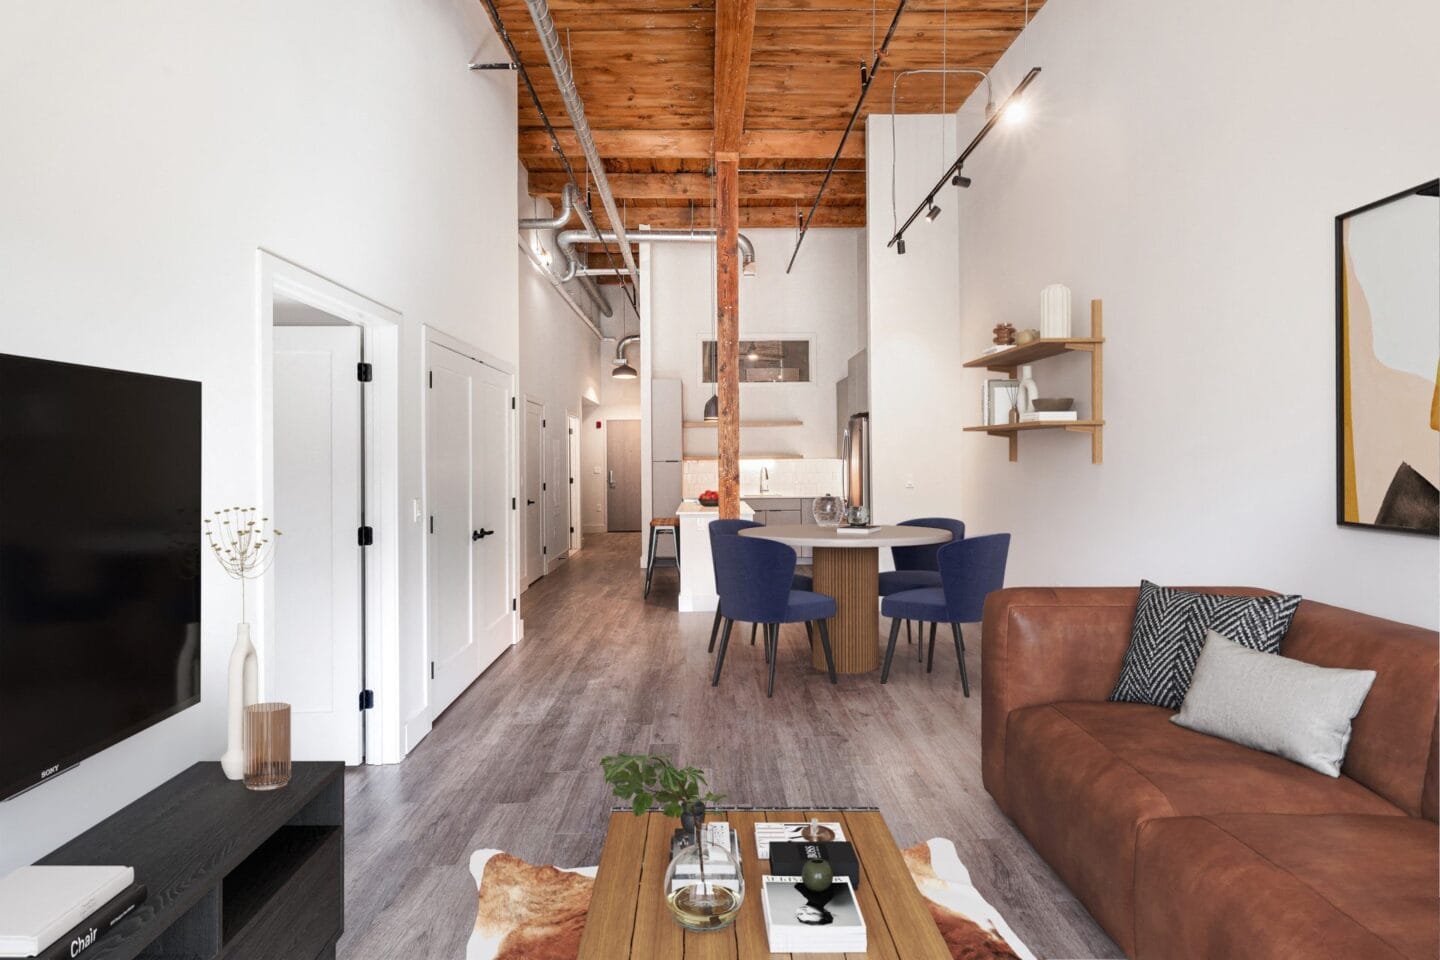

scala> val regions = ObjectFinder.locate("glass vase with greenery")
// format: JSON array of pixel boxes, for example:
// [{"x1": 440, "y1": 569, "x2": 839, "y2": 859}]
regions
[{"x1": 600, "y1": 754, "x2": 742, "y2": 931}]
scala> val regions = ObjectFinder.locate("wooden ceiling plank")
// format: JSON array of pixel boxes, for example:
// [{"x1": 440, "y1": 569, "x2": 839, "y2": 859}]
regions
[{"x1": 528, "y1": 170, "x2": 865, "y2": 200}]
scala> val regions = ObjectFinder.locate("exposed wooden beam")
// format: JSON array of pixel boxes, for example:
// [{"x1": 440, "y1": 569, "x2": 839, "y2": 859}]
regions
[
  {"x1": 528, "y1": 170, "x2": 865, "y2": 200},
  {"x1": 533, "y1": 203, "x2": 865, "y2": 230},
  {"x1": 714, "y1": 0, "x2": 758, "y2": 155},
  {"x1": 517, "y1": 128, "x2": 866, "y2": 161},
  {"x1": 715, "y1": 158, "x2": 741, "y2": 519}
]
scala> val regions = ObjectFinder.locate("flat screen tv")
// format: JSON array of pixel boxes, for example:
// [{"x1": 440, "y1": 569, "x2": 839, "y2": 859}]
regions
[{"x1": 0, "y1": 353, "x2": 201, "y2": 800}]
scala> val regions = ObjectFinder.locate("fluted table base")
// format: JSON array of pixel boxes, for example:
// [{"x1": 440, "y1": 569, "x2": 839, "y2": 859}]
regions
[{"x1": 811, "y1": 546, "x2": 879, "y2": 673}]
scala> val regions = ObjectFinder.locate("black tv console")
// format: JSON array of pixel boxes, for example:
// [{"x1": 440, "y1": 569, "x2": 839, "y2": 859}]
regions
[{"x1": 39, "y1": 761, "x2": 344, "y2": 960}]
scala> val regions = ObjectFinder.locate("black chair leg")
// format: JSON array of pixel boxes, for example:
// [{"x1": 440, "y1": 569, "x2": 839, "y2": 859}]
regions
[
  {"x1": 926, "y1": 622, "x2": 938, "y2": 673},
  {"x1": 906, "y1": 619, "x2": 913, "y2": 644},
  {"x1": 918, "y1": 619, "x2": 924, "y2": 661},
  {"x1": 805, "y1": 621, "x2": 814, "y2": 648},
  {"x1": 643, "y1": 526, "x2": 657, "y2": 598},
  {"x1": 712, "y1": 619, "x2": 734, "y2": 686},
  {"x1": 817, "y1": 619, "x2": 837, "y2": 684},
  {"x1": 766, "y1": 624, "x2": 779, "y2": 698},
  {"x1": 881, "y1": 617, "x2": 902, "y2": 683},
  {"x1": 951, "y1": 622, "x2": 970, "y2": 697},
  {"x1": 708, "y1": 608, "x2": 723, "y2": 653},
  {"x1": 751, "y1": 622, "x2": 758, "y2": 646}
]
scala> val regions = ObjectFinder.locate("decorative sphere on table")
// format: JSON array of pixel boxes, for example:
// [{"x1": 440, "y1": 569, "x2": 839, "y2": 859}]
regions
[{"x1": 801, "y1": 856, "x2": 833, "y2": 892}]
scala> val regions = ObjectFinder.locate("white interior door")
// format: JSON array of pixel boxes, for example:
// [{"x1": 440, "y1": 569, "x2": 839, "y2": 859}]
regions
[
  {"x1": 523, "y1": 398, "x2": 545, "y2": 585},
  {"x1": 273, "y1": 325, "x2": 364, "y2": 764},
  {"x1": 568, "y1": 416, "x2": 582, "y2": 554},
  {"x1": 428, "y1": 344, "x2": 514, "y2": 716},
  {"x1": 546, "y1": 418, "x2": 567, "y2": 564}
]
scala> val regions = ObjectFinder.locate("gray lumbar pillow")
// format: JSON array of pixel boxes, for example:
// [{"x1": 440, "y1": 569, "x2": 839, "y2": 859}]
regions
[{"x1": 1171, "y1": 630, "x2": 1376, "y2": 777}]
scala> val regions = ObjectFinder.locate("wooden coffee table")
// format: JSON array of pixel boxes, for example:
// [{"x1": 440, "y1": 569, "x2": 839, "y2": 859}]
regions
[{"x1": 577, "y1": 808, "x2": 950, "y2": 959}]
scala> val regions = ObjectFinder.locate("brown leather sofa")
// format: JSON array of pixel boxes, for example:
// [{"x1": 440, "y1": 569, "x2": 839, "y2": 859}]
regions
[{"x1": 981, "y1": 587, "x2": 1439, "y2": 960}]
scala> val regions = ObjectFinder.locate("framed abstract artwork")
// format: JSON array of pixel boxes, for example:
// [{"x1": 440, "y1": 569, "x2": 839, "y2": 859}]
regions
[{"x1": 1335, "y1": 179, "x2": 1440, "y2": 535}]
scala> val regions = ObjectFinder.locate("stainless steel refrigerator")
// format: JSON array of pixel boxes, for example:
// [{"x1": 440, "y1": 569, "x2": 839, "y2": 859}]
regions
[{"x1": 842, "y1": 412, "x2": 871, "y2": 516}]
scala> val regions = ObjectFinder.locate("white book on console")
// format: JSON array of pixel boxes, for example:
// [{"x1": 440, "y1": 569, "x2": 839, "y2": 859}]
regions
[
  {"x1": 1019, "y1": 411, "x2": 1078, "y2": 422},
  {"x1": 0, "y1": 865, "x2": 134, "y2": 957}
]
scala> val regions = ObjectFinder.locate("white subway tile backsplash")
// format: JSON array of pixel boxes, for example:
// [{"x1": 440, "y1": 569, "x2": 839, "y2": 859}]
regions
[{"x1": 681, "y1": 458, "x2": 844, "y2": 500}]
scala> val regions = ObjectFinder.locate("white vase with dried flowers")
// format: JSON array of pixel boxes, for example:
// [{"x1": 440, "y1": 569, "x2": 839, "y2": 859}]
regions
[{"x1": 204, "y1": 507, "x2": 281, "y2": 780}]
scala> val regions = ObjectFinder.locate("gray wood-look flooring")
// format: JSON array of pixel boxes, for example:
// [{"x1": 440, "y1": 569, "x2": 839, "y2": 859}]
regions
[{"x1": 338, "y1": 533, "x2": 1121, "y2": 960}]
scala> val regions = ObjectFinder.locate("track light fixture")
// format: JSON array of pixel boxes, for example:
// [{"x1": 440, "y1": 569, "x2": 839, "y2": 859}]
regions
[{"x1": 887, "y1": 66, "x2": 1042, "y2": 256}]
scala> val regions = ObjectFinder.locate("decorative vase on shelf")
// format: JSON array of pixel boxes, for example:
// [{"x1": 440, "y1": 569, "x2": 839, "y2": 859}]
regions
[
  {"x1": 1017, "y1": 365, "x2": 1039, "y2": 417},
  {"x1": 220, "y1": 623, "x2": 259, "y2": 780},
  {"x1": 663, "y1": 839, "x2": 744, "y2": 931},
  {"x1": 1040, "y1": 283, "x2": 1072, "y2": 338}
]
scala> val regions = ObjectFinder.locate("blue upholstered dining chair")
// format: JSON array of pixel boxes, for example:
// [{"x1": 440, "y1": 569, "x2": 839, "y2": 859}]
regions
[
  {"x1": 706, "y1": 519, "x2": 813, "y2": 654},
  {"x1": 878, "y1": 517, "x2": 965, "y2": 659},
  {"x1": 879, "y1": 533, "x2": 1010, "y2": 694},
  {"x1": 710, "y1": 534, "x2": 838, "y2": 697}
]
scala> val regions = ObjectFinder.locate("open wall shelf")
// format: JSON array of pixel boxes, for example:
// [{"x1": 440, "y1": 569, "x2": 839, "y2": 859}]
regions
[{"x1": 964, "y1": 299, "x2": 1106, "y2": 464}]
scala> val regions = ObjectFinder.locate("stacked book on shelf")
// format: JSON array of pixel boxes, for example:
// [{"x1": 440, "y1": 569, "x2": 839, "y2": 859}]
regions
[
  {"x1": 1019, "y1": 410, "x2": 1078, "y2": 423},
  {"x1": 0, "y1": 865, "x2": 146, "y2": 960}
]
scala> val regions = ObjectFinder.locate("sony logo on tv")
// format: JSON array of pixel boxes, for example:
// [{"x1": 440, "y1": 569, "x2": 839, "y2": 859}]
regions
[{"x1": 40, "y1": 764, "x2": 60, "y2": 779}]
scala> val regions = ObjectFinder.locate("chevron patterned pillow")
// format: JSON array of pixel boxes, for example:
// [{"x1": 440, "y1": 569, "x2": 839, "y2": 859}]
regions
[{"x1": 1109, "y1": 581, "x2": 1302, "y2": 709}]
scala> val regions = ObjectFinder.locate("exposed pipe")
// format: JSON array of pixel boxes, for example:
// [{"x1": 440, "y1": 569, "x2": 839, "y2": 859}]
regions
[
  {"x1": 558, "y1": 229, "x2": 756, "y2": 282},
  {"x1": 520, "y1": 0, "x2": 640, "y2": 281},
  {"x1": 475, "y1": 0, "x2": 636, "y2": 312},
  {"x1": 520, "y1": 182, "x2": 579, "y2": 230},
  {"x1": 786, "y1": 0, "x2": 909, "y2": 274},
  {"x1": 614, "y1": 335, "x2": 640, "y2": 362},
  {"x1": 575, "y1": 275, "x2": 614, "y2": 318}
]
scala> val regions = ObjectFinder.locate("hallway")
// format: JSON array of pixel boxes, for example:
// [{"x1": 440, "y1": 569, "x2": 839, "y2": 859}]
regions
[{"x1": 339, "y1": 533, "x2": 1119, "y2": 959}]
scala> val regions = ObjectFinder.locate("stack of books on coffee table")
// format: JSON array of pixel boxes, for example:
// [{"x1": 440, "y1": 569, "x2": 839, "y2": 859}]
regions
[{"x1": 760, "y1": 875, "x2": 866, "y2": 954}]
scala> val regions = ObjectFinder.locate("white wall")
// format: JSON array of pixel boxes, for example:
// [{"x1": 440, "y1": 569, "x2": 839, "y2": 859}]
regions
[
  {"x1": 0, "y1": 0, "x2": 518, "y2": 869},
  {"x1": 954, "y1": 0, "x2": 1440, "y2": 628},
  {"x1": 866, "y1": 114, "x2": 965, "y2": 525},
  {"x1": 517, "y1": 168, "x2": 604, "y2": 564},
  {"x1": 647, "y1": 229, "x2": 867, "y2": 460}
]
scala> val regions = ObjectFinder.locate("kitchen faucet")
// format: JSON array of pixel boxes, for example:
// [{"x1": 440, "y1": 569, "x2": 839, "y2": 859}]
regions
[{"x1": 759, "y1": 466, "x2": 769, "y2": 494}]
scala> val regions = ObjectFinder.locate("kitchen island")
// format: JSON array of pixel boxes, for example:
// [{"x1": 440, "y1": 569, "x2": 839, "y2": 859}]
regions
[{"x1": 674, "y1": 499, "x2": 755, "y2": 612}]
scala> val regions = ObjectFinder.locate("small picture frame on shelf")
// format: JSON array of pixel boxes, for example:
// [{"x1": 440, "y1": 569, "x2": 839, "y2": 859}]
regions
[{"x1": 984, "y1": 379, "x2": 1020, "y2": 426}]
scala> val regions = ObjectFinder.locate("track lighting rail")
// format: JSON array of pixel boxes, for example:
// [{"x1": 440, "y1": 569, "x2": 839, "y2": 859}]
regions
[
  {"x1": 784, "y1": 0, "x2": 910, "y2": 275},
  {"x1": 887, "y1": 66, "x2": 1041, "y2": 254}
]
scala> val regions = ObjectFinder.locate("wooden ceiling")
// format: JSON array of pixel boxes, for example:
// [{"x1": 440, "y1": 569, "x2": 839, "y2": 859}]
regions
[{"x1": 497, "y1": 0, "x2": 1044, "y2": 231}]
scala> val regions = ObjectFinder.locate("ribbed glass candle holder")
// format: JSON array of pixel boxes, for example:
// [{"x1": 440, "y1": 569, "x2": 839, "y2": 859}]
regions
[{"x1": 243, "y1": 702, "x2": 291, "y2": 791}]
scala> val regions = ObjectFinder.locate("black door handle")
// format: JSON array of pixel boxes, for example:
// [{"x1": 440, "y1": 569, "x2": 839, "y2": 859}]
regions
[
  {"x1": 473, "y1": 528, "x2": 494, "y2": 541},
  {"x1": 526, "y1": 499, "x2": 536, "y2": 506}
]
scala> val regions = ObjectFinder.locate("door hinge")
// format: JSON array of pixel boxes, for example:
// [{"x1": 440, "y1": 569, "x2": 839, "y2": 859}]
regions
[
  {"x1": 511, "y1": 598, "x2": 517, "y2": 611},
  {"x1": 428, "y1": 370, "x2": 433, "y2": 388},
  {"x1": 569, "y1": 476, "x2": 574, "y2": 484},
  {"x1": 358, "y1": 525, "x2": 374, "y2": 546},
  {"x1": 542, "y1": 419, "x2": 547, "y2": 427},
  {"x1": 359, "y1": 689, "x2": 375, "y2": 710},
  {"x1": 542, "y1": 546, "x2": 547, "y2": 555},
  {"x1": 357, "y1": 362, "x2": 373, "y2": 382},
  {"x1": 570, "y1": 526, "x2": 575, "y2": 534},
  {"x1": 511, "y1": 497, "x2": 517, "y2": 510},
  {"x1": 429, "y1": 515, "x2": 434, "y2": 534},
  {"x1": 542, "y1": 482, "x2": 547, "y2": 491},
  {"x1": 511, "y1": 397, "x2": 516, "y2": 410},
  {"x1": 430, "y1": 662, "x2": 435, "y2": 680}
]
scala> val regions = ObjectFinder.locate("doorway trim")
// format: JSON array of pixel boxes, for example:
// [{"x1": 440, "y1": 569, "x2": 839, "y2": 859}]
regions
[
  {"x1": 567, "y1": 413, "x2": 582, "y2": 555},
  {"x1": 522, "y1": 393, "x2": 547, "y2": 584},
  {"x1": 418, "y1": 325, "x2": 520, "y2": 745},
  {"x1": 257, "y1": 250, "x2": 402, "y2": 765}
]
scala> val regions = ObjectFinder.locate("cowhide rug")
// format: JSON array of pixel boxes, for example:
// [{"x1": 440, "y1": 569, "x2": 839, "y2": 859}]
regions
[{"x1": 468, "y1": 838, "x2": 1034, "y2": 960}]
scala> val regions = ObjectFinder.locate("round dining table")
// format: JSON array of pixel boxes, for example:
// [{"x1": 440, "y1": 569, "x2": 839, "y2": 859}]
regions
[{"x1": 738, "y1": 524, "x2": 953, "y2": 673}]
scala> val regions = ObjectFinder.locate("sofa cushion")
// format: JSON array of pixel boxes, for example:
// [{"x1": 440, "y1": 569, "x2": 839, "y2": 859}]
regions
[
  {"x1": 1003, "y1": 701, "x2": 1403, "y2": 953},
  {"x1": 1109, "y1": 580, "x2": 1301, "y2": 709},
  {"x1": 1134, "y1": 814, "x2": 1439, "y2": 960}
]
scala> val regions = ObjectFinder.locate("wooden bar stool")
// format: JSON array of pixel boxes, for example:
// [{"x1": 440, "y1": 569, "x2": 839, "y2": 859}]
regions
[{"x1": 644, "y1": 517, "x2": 680, "y2": 597}]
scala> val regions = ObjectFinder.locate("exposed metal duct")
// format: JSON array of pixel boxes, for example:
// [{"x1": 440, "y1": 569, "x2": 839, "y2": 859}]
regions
[
  {"x1": 520, "y1": 0, "x2": 640, "y2": 281},
  {"x1": 518, "y1": 239, "x2": 605, "y2": 339},
  {"x1": 558, "y1": 229, "x2": 756, "y2": 284},
  {"x1": 520, "y1": 182, "x2": 579, "y2": 230}
]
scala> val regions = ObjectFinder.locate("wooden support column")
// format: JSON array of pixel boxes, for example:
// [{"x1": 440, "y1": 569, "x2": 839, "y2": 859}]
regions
[
  {"x1": 713, "y1": 0, "x2": 755, "y2": 519},
  {"x1": 715, "y1": 157, "x2": 741, "y2": 518}
]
